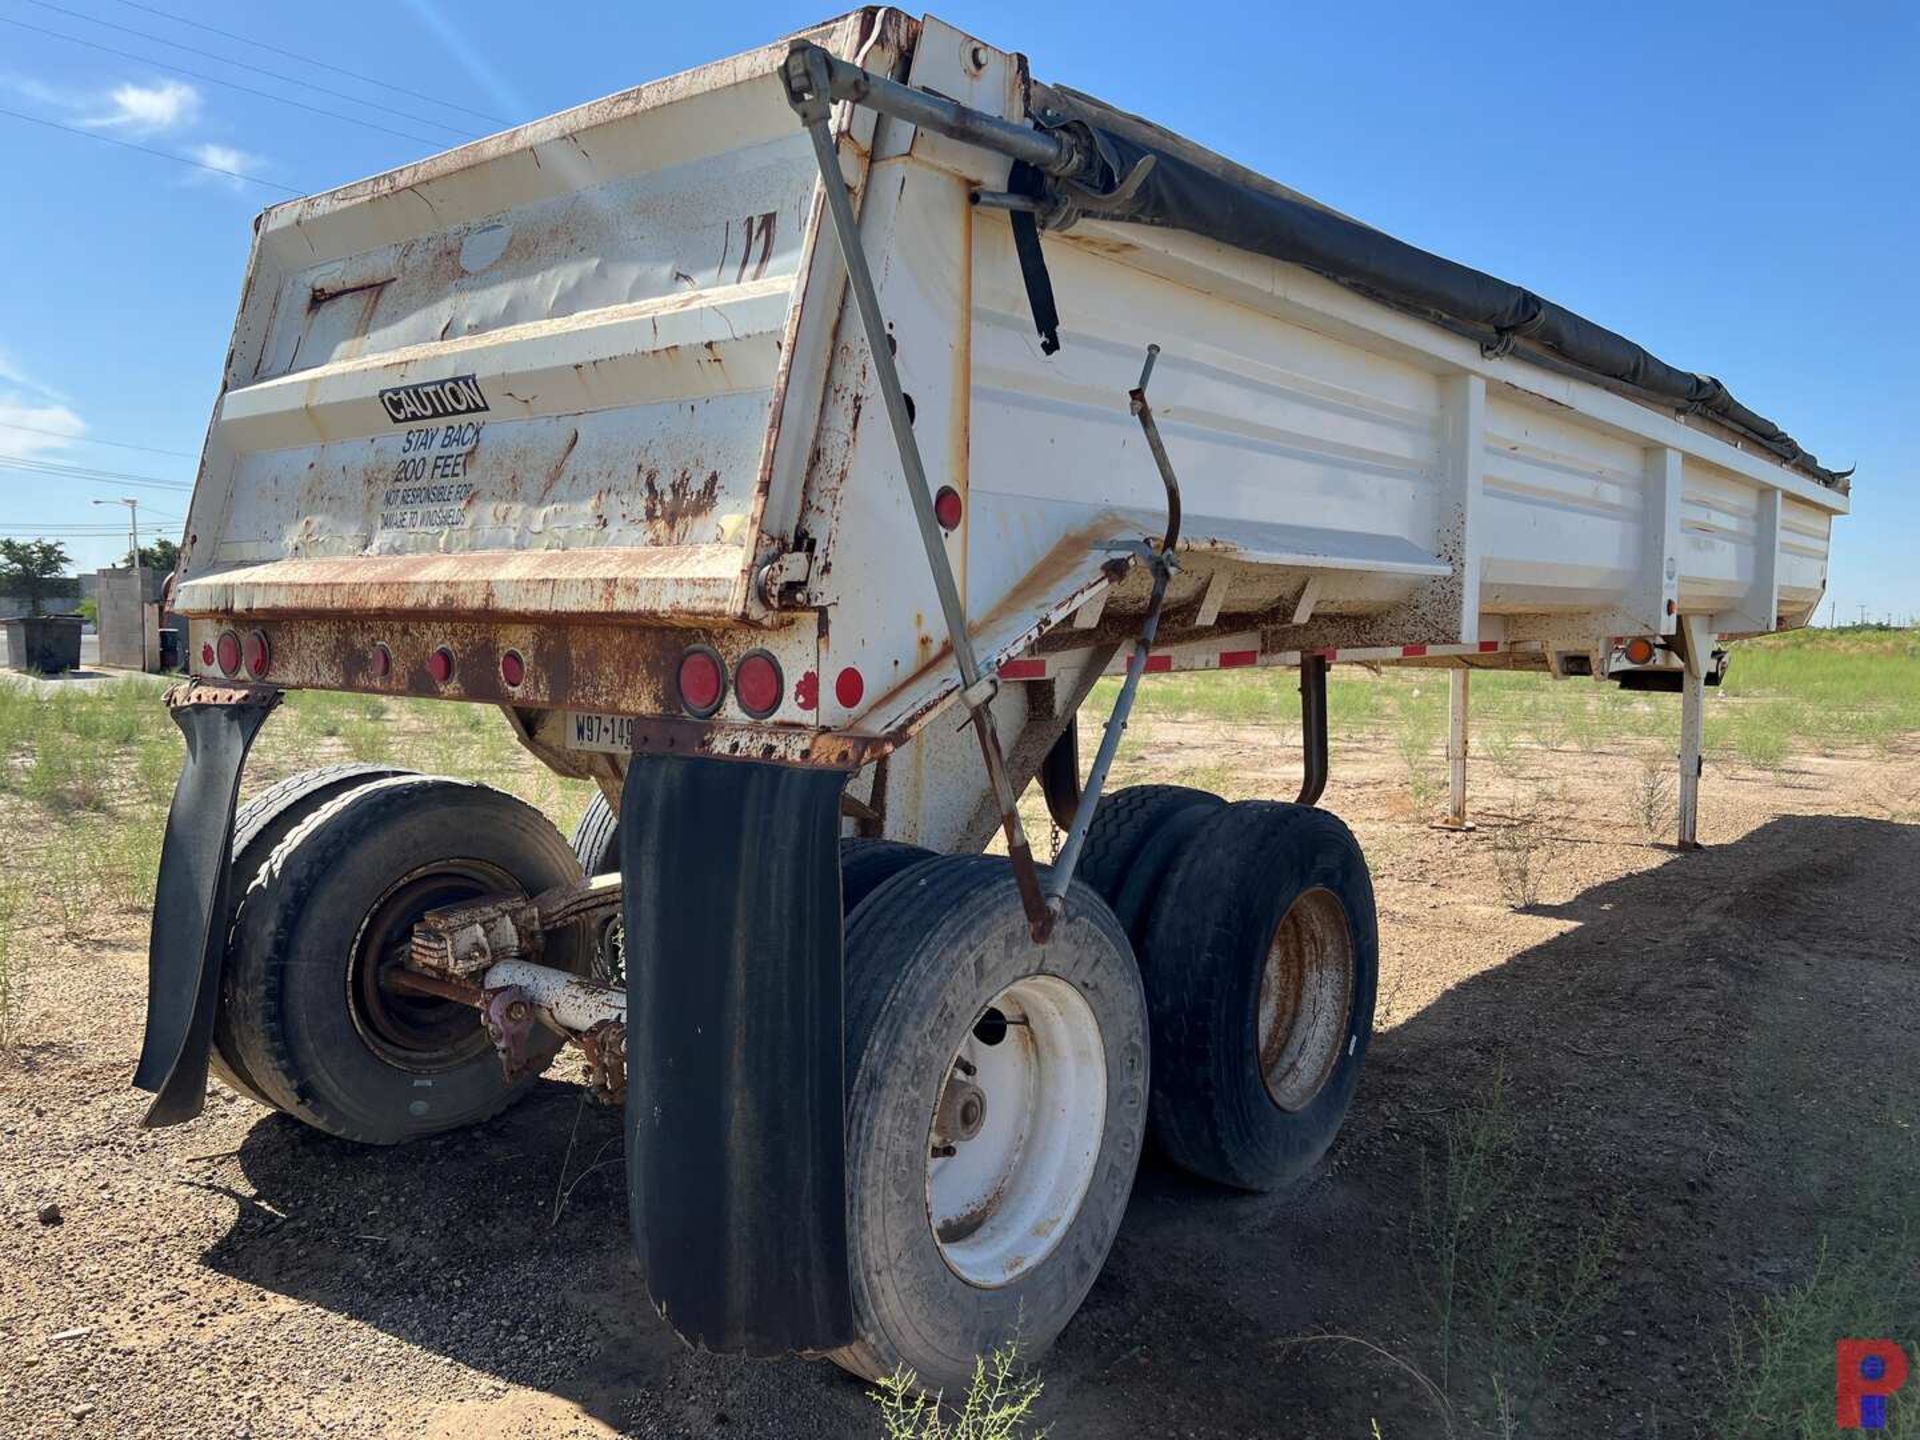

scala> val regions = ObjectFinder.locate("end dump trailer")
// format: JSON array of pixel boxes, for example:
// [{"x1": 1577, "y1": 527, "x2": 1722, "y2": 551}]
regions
[{"x1": 134, "y1": 10, "x2": 1849, "y2": 1387}]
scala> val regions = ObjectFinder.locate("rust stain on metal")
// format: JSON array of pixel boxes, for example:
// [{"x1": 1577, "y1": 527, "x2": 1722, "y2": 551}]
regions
[
  {"x1": 163, "y1": 679, "x2": 282, "y2": 712},
  {"x1": 641, "y1": 468, "x2": 723, "y2": 545},
  {"x1": 579, "y1": 1021, "x2": 627, "y2": 1105}
]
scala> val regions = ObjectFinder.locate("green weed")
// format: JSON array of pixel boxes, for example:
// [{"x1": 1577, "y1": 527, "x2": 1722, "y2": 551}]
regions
[
  {"x1": 874, "y1": 1342, "x2": 1046, "y2": 1440},
  {"x1": 1414, "y1": 1069, "x2": 1623, "y2": 1428}
]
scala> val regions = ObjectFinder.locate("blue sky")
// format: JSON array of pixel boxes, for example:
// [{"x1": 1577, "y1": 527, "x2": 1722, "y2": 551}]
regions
[{"x1": 1, "y1": 0, "x2": 1914, "y2": 621}]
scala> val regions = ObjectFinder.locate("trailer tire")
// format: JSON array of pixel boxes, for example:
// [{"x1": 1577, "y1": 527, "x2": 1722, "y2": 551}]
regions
[
  {"x1": 224, "y1": 775, "x2": 589, "y2": 1144},
  {"x1": 569, "y1": 791, "x2": 620, "y2": 875},
  {"x1": 1139, "y1": 801, "x2": 1376, "y2": 1191},
  {"x1": 831, "y1": 857, "x2": 1148, "y2": 1392},
  {"x1": 839, "y1": 838, "x2": 935, "y2": 914},
  {"x1": 213, "y1": 763, "x2": 413, "y2": 1109},
  {"x1": 1075, "y1": 784, "x2": 1225, "y2": 941},
  {"x1": 569, "y1": 792, "x2": 624, "y2": 982}
]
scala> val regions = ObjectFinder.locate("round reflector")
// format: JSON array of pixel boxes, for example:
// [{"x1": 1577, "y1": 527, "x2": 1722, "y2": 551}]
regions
[
  {"x1": 734, "y1": 650, "x2": 783, "y2": 719},
  {"x1": 426, "y1": 646, "x2": 455, "y2": 685},
  {"x1": 215, "y1": 630, "x2": 242, "y2": 676},
  {"x1": 370, "y1": 644, "x2": 392, "y2": 679},
  {"x1": 934, "y1": 485, "x2": 964, "y2": 531},
  {"x1": 243, "y1": 630, "x2": 271, "y2": 678},
  {"x1": 200, "y1": 641, "x2": 215, "y2": 669},
  {"x1": 500, "y1": 650, "x2": 526, "y2": 688},
  {"x1": 1624, "y1": 637, "x2": 1656, "y2": 666},
  {"x1": 835, "y1": 666, "x2": 865, "y2": 709},
  {"x1": 677, "y1": 646, "x2": 725, "y2": 717}
]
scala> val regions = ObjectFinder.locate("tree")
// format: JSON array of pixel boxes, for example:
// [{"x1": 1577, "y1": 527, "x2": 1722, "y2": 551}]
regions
[
  {"x1": 126, "y1": 536, "x2": 180, "y2": 574},
  {"x1": 0, "y1": 539, "x2": 78, "y2": 617}
]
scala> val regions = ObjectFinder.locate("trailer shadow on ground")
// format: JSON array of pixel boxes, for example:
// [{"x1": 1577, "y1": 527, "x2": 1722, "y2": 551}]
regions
[{"x1": 198, "y1": 814, "x2": 1918, "y2": 1439}]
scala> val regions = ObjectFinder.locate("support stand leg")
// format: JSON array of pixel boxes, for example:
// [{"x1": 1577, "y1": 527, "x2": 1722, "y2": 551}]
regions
[
  {"x1": 1435, "y1": 667, "x2": 1473, "y2": 830},
  {"x1": 1674, "y1": 614, "x2": 1710, "y2": 850}
]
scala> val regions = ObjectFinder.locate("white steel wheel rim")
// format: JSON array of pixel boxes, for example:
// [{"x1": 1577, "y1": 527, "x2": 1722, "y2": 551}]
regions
[
  {"x1": 1256, "y1": 887, "x2": 1355, "y2": 1111},
  {"x1": 925, "y1": 974, "x2": 1107, "y2": 1289}
]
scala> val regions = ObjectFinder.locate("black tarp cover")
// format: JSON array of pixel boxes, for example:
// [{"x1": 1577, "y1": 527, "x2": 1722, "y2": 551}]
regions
[{"x1": 1035, "y1": 84, "x2": 1845, "y2": 489}]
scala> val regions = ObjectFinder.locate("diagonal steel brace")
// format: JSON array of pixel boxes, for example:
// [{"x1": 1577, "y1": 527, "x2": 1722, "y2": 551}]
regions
[{"x1": 783, "y1": 43, "x2": 1052, "y2": 937}]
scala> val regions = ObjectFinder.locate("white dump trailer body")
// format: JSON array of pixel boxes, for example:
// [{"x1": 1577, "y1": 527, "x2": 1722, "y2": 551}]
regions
[{"x1": 174, "y1": 7, "x2": 1848, "y2": 837}]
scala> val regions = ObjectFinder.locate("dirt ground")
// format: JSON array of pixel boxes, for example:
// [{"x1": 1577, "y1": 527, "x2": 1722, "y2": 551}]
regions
[{"x1": 2, "y1": 719, "x2": 1916, "y2": 1439}]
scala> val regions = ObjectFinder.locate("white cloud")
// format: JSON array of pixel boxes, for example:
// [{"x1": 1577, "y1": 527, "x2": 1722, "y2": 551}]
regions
[
  {"x1": 0, "y1": 346, "x2": 84, "y2": 463},
  {"x1": 0, "y1": 400, "x2": 86, "y2": 463},
  {"x1": 0, "y1": 346, "x2": 69, "y2": 404},
  {"x1": 183, "y1": 142, "x2": 267, "y2": 191},
  {"x1": 0, "y1": 73, "x2": 75, "y2": 108},
  {"x1": 84, "y1": 79, "x2": 201, "y2": 135}
]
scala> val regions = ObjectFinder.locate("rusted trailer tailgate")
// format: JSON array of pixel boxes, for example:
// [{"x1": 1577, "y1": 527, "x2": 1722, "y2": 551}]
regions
[{"x1": 175, "y1": 12, "x2": 896, "y2": 627}]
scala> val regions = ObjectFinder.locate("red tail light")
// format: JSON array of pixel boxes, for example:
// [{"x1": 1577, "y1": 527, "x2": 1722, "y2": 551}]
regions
[
  {"x1": 934, "y1": 485, "x2": 964, "y2": 530},
  {"x1": 214, "y1": 630, "x2": 242, "y2": 676},
  {"x1": 500, "y1": 650, "x2": 526, "y2": 688},
  {"x1": 243, "y1": 630, "x2": 271, "y2": 678},
  {"x1": 426, "y1": 646, "x2": 455, "y2": 685},
  {"x1": 369, "y1": 644, "x2": 392, "y2": 679},
  {"x1": 734, "y1": 650, "x2": 782, "y2": 719},
  {"x1": 676, "y1": 646, "x2": 725, "y2": 717},
  {"x1": 835, "y1": 666, "x2": 865, "y2": 708}
]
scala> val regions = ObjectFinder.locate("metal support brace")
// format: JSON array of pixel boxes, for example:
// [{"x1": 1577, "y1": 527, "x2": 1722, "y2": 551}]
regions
[
  {"x1": 1437, "y1": 668, "x2": 1473, "y2": 830},
  {"x1": 1297, "y1": 653, "x2": 1329, "y2": 807},
  {"x1": 784, "y1": 46, "x2": 1050, "y2": 935},
  {"x1": 1044, "y1": 347, "x2": 1182, "y2": 919},
  {"x1": 1674, "y1": 613, "x2": 1711, "y2": 849}
]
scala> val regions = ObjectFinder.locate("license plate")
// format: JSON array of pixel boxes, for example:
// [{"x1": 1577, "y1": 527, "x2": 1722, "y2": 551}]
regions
[{"x1": 566, "y1": 712, "x2": 635, "y2": 754}]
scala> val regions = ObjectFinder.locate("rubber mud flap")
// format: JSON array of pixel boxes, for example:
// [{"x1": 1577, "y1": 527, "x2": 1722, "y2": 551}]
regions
[
  {"x1": 132, "y1": 685, "x2": 279, "y2": 1127},
  {"x1": 622, "y1": 753, "x2": 853, "y2": 1354}
]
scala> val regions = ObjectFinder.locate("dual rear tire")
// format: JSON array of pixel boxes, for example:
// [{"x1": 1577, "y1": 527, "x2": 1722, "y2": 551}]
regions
[
  {"x1": 832, "y1": 792, "x2": 1377, "y2": 1389},
  {"x1": 1077, "y1": 786, "x2": 1379, "y2": 1191},
  {"x1": 212, "y1": 770, "x2": 589, "y2": 1144}
]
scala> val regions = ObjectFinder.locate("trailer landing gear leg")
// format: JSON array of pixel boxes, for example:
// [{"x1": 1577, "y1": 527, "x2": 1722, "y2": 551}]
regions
[
  {"x1": 132, "y1": 681, "x2": 281, "y2": 1127},
  {"x1": 1674, "y1": 615, "x2": 1710, "y2": 850},
  {"x1": 1433, "y1": 667, "x2": 1473, "y2": 830},
  {"x1": 621, "y1": 754, "x2": 853, "y2": 1354}
]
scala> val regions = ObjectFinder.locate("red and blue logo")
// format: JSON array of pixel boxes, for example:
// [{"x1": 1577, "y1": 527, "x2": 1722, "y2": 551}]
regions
[{"x1": 1838, "y1": 1340, "x2": 1911, "y2": 1430}]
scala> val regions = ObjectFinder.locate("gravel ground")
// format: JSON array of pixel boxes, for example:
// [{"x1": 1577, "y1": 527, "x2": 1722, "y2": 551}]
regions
[{"x1": 2, "y1": 722, "x2": 1916, "y2": 1438}]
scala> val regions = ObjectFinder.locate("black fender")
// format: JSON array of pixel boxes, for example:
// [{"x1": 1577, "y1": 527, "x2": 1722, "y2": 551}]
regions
[
  {"x1": 621, "y1": 752, "x2": 853, "y2": 1354},
  {"x1": 132, "y1": 683, "x2": 279, "y2": 1127}
]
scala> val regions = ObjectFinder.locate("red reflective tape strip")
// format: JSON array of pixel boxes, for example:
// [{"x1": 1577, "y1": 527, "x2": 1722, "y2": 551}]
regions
[
  {"x1": 1219, "y1": 649, "x2": 1259, "y2": 668},
  {"x1": 998, "y1": 658, "x2": 1047, "y2": 680},
  {"x1": 1320, "y1": 648, "x2": 1339, "y2": 662},
  {"x1": 1144, "y1": 653, "x2": 1173, "y2": 673},
  {"x1": 1401, "y1": 644, "x2": 1428, "y2": 657},
  {"x1": 1479, "y1": 640, "x2": 1500, "y2": 652}
]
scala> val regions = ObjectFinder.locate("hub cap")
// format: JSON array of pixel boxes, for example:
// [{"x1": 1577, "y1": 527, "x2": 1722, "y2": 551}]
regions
[
  {"x1": 1256, "y1": 887, "x2": 1355, "y2": 1111},
  {"x1": 926, "y1": 975, "x2": 1106, "y2": 1288}
]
